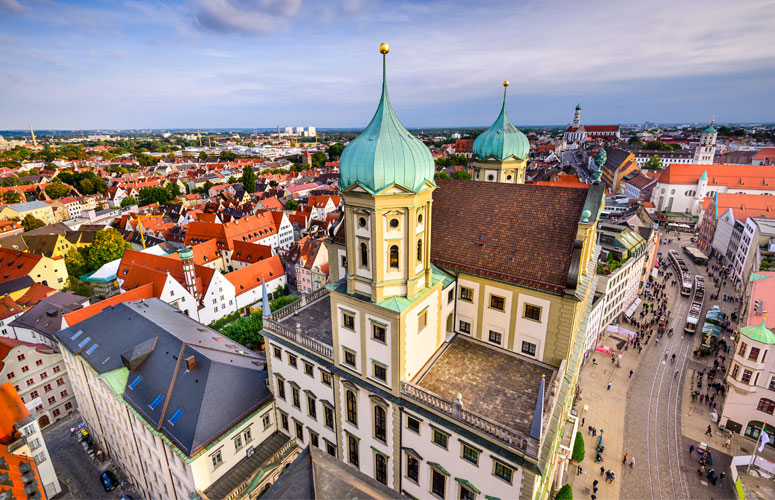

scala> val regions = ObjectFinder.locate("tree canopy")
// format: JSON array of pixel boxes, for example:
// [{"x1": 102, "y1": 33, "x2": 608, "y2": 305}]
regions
[
  {"x1": 138, "y1": 186, "x2": 170, "y2": 206},
  {"x1": 571, "y1": 431, "x2": 585, "y2": 462},
  {"x1": 644, "y1": 140, "x2": 679, "y2": 151},
  {"x1": 326, "y1": 142, "x2": 345, "y2": 159},
  {"x1": 54, "y1": 170, "x2": 107, "y2": 194},
  {"x1": 434, "y1": 172, "x2": 451, "y2": 179},
  {"x1": 120, "y1": 196, "x2": 138, "y2": 208},
  {"x1": 22, "y1": 214, "x2": 45, "y2": 232},
  {"x1": 285, "y1": 199, "x2": 298, "y2": 210},
  {"x1": 555, "y1": 484, "x2": 573, "y2": 500},
  {"x1": 1, "y1": 191, "x2": 21, "y2": 204},
  {"x1": 642, "y1": 155, "x2": 663, "y2": 170},
  {"x1": 242, "y1": 165, "x2": 256, "y2": 193},
  {"x1": 453, "y1": 170, "x2": 472, "y2": 180},
  {"x1": 86, "y1": 228, "x2": 130, "y2": 272},
  {"x1": 43, "y1": 181, "x2": 71, "y2": 199}
]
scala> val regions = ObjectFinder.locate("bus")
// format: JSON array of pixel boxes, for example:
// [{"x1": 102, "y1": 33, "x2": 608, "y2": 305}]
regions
[
  {"x1": 669, "y1": 250, "x2": 693, "y2": 297},
  {"x1": 683, "y1": 246, "x2": 709, "y2": 265}
]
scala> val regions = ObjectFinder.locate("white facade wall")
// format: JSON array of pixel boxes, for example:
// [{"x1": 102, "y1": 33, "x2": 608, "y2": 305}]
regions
[
  {"x1": 234, "y1": 275, "x2": 286, "y2": 310},
  {"x1": 0, "y1": 311, "x2": 24, "y2": 338},
  {"x1": 18, "y1": 418, "x2": 61, "y2": 498},
  {"x1": 712, "y1": 210, "x2": 736, "y2": 258},
  {"x1": 583, "y1": 295, "x2": 605, "y2": 361},
  {"x1": 598, "y1": 252, "x2": 647, "y2": 331},
  {"x1": 197, "y1": 271, "x2": 237, "y2": 325}
]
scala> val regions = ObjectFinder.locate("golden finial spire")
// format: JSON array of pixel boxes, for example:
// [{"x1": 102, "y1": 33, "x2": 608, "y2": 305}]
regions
[
  {"x1": 379, "y1": 42, "x2": 389, "y2": 54},
  {"x1": 503, "y1": 80, "x2": 510, "y2": 87},
  {"x1": 711, "y1": 114, "x2": 715, "y2": 125}
]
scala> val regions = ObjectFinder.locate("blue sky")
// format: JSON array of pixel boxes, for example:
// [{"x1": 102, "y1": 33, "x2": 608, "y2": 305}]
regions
[{"x1": 1, "y1": 0, "x2": 774, "y2": 129}]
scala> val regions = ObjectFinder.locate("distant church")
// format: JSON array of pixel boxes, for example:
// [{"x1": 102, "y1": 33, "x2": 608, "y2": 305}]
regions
[{"x1": 562, "y1": 104, "x2": 621, "y2": 148}]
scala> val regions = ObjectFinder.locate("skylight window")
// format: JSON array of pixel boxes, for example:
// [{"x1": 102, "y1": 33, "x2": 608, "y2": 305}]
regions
[
  {"x1": 78, "y1": 336, "x2": 91, "y2": 348},
  {"x1": 149, "y1": 394, "x2": 164, "y2": 410},
  {"x1": 85, "y1": 343, "x2": 99, "y2": 355},
  {"x1": 168, "y1": 408, "x2": 184, "y2": 424},
  {"x1": 71, "y1": 330, "x2": 83, "y2": 340},
  {"x1": 128, "y1": 375, "x2": 143, "y2": 390}
]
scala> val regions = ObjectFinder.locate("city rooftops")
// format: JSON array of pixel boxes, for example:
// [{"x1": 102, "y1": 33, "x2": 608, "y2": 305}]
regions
[
  {"x1": 6, "y1": 200, "x2": 49, "y2": 212},
  {"x1": 413, "y1": 335, "x2": 556, "y2": 439}
]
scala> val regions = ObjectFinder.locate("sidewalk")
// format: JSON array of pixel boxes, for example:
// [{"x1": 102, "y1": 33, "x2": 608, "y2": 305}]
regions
[{"x1": 570, "y1": 336, "x2": 639, "y2": 499}]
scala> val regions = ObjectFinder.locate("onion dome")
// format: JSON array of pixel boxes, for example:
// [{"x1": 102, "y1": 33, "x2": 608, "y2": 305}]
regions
[
  {"x1": 339, "y1": 43, "x2": 434, "y2": 194},
  {"x1": 472, "y1": 81, "x2": 530, "y2": 161},
  {"x1": 576, "y1": 103, "x2": 582, "y2": 110},
  {"x1": 739, "y1": 319, "x2": 775, "y2": 345},
  {"x1": 702, "y1": 124, "x2": 717, "y2": 134}
]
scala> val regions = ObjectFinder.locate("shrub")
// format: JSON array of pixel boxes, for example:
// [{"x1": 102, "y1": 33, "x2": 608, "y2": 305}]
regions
[
  {"x1": 571, "y1": 431, "x2": 585, "y2": 462},
  {"x1": 555, "y1": 483, "x2": 573, "y2": 500}
]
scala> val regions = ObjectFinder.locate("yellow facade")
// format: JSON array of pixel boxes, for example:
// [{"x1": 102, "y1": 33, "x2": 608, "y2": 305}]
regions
[
  {"x1": 0, "y1": 204, "x2": 55, "y2": 225},
  {"x1": 472, "y1": 157, "x2": 528, "y2": 184}
]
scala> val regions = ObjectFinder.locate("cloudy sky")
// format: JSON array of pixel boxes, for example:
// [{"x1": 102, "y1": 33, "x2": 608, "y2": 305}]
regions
[{"x1": 1, "y1": 0, "x2": 774, "y2": 129}]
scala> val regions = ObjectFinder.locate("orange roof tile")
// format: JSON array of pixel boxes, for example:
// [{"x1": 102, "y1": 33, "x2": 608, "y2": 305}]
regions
[
  {"x1": 15, "y1": 283, "x2": 57, "y2": 307},
  {"x1": 0, "y1": 383, "x2": 29, "y2": 444},
  {"x1": 0, "y1": 443, "x2": 45, "y2": 500},
  {"x1": 231, "y1": 241, "x2": 272, "y2": 264},
  {"x1": 0, "y1": 248, "x2": 42, "y2": 282},
  {"x1": 169, "y1": 239, "x2": 220, "y2": 267},
  {"x1": 63, "y1": 283, "x2": 155, "y2": 326},
  {"x1": 658, "y1": 164, "x2": 775, "y2": 188},
  {"x1": 225, "y1": 255, "x2": 285, "y2": 295}
]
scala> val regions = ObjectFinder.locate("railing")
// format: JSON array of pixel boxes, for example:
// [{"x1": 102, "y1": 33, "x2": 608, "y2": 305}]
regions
[
  {"x1": 401, "y1": 382, "x2": 538, "y2": 456},
  {"x1": 270, "y1": 287, "x2": 329, "y2": 321},
  {"x1": 263, "y1": 317, "x2": 334, "y2": 359},
  {"x1": 267, "y1": 438, "x2": 297, "y2": 465}
]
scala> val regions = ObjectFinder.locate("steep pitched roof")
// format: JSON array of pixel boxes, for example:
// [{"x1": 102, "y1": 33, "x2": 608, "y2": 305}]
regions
[
  {"x1": 0, "y1": 383, "x2": 29, "y2": 444},
  {"x1": 0, "y1": 296, "x2": 23, "y2": 322},
  {"x1": 63, "y1": 283, "x2": 155, "y2": 326},
  {"x1": 231, "y1": 241, "x2": 272, "y2": 264},
  {"x1": 118, "y1": 249, "x2": 215, "y2": 299},
  {"x1": 431, "y1": 178, "x2": 589, "y2": 294},
  {"x1": 225, "y1": 255, "x2": 285, "y2": 295},
  {"x1": 658, "y1": 164, "x2": 775, "y2": 187},
  {"x1": 0, "y1": 248, "x2": 42, "y2": 282}
]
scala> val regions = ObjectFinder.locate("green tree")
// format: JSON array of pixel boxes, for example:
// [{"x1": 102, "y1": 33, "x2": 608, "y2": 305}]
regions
[
  {"x1": 165, "y1": 182, "x2": 181, "y2": 199},
  {"x1": 242, "y1": 165, "x2": 256, "y2": 193},
  {"x1": 571, "y1": 431, "x2": 585, "y2": 462},
  {"x1": 644, "y1": 140, "x2": 678, "y2": 151},
  {"x1": 285, "y1": 199, "x2": 298, "y2": 210},
  {"x1": 86, "y1": 228, "x2": 129, "y2": 272},
  {"x1": 62, "y1": 276, "x2": 92, "y2": 297},
  {"x1": 453, "y1": 170, "x2": 472, "y2": 180},
  {"x1": 220, "y1": 151, "x2": 237, "y2": 162},
  {"x1": 136, "y1": 154, "x2": 160, "y2": 167},
  {"x1": 311, "y1": 152, "x2": 327, "y2": 168},
  {"x1": 228, "y1": 176, "x2": 238, "y2": 184},
  {"x1": 78, "y1": 178, "x2": 95, "y2": 195},
  {"x1": 555, "y1": 483, "x2": 573, "y2": 500},
  {"x1": 1, "y1": 191, "x2": 21, "y2": 204},
  {"x1": 327, "y1": 142, "x2": 345, "y2": 159},
  {"x1": 120, "y1": 196, "x2": 138, "y2": 208},
  {"x1": 629, "y1": 135, "x2": 643, "y2": 145},
  {"x1": 642, "y1": 155, "x2": 663, "y2": 170},
  {"x1": 198, "y1": 151, "x2": 208, "y2": 161},
  {"x1": 138, "y1": 186, "x2": 170, "y2": 206},
  {"x1": 434, "y1": 172, "x2": 451, "y2": 179},
  {"x1": 44, "y1": 181, "x2": 70, "y2": 199},
  {"x1": 64, "y1": 247, "x2": 89, "y2": 277},
  {"x1": 22, "y1": 214, "x2": 45, "y2": 231}
]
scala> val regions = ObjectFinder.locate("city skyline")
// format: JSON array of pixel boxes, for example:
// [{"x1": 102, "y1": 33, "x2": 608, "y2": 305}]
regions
[{"x1": 1, "y1": 0, "x2": 774, "y2": 129}]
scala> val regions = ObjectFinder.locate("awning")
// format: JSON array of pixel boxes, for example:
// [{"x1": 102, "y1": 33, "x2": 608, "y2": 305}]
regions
[
  {"x1": 625, "y1": 298, "x2": 642, "y2": 318},
  {"x1": 651, "y1": 268, "x2": 658, "y2": 279}
]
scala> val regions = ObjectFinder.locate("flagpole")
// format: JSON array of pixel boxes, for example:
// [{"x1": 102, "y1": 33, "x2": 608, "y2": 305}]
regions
[{"x1": 747, "y1": 424, "x2": 765, "y2": 473}]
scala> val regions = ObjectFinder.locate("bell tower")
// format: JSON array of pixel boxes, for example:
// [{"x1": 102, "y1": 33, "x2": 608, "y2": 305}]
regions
[
  {"x1": 694, "y1": 117, "x2": 717, "y2": 165},
  {"x1": 573, "y1": 103, "x2": 582, "y2": 128},
  {"x1": 338, "y1": 43, "x2": 436, "y2": 303}
]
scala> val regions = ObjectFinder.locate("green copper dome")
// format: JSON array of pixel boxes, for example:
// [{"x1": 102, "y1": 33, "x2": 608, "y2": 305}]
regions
[
  {"x1": 473, "y1": 84, "x2": 529, "y2": 162},
  {"x1": 703, "y1": 124, "x2": 717, "y2": 134},
  {"x1": 576, "y1": 103, "x2": 582, "y2": 110},
  {"x1": 339, "y1": 52, "x2": 434, "y2": 194},
  {"x1": 739, "y1": 319, "x2": 775, "y2": 345}
]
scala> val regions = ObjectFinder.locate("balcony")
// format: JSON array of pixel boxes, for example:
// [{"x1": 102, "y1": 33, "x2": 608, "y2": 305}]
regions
[{"x1": 262, "y1": 287, "x2": 333, "y2": 359}]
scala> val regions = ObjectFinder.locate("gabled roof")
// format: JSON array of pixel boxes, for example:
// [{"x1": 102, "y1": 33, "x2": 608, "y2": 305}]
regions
[
  {"x1": 225, "y1": 255, "x2": 285, "y2": 295},
  {"x1": 0, "y1": 248, "x2": 42, "y2": 282},
  {"x1": 231, "y1": 240, "x2": 272, "y2": 264},
  {"x1": 0, "y1": 383, "x2": 29, "y2": 444},
  {"x1": 0, "y1": 296, "x2": 23, "y2": 322},
  {"x1": 118, "y1": 249, "x2": 215, "y2": 298},
  {"x1": 54, "y1": 299, "x2": 270, "y2": 457},
  {"x1": 658, "y1": 164, "x2": 775, "y2": 187},
  {"x1": 8, "y1": 292, "x2": 87, "y2": 340},
  {"x1": 63, "y1": 283, "x2": 155, "y2": 327},
  {"x1": 169, "y1": 239, "x2": 220, "y2": 267},
  {"x1": 307, "y1": 195, "x2": 341, "y2": 209}
]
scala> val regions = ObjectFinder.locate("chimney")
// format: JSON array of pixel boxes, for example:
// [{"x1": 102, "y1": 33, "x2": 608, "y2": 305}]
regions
[
  {"x1": 185, "y1": 355, "x2": 196, "y2": 371},
  {"x1": 179, "y1": 246, "x2": 199, "y2": 300}
]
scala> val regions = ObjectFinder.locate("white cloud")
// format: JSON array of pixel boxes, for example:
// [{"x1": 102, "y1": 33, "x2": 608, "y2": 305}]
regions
[
  {"x1": 194, "y1": 0, "x2": 302, "y2": 35},
  {"x1": 0, "y1": 0, "x2": 23, "y2": 14}
]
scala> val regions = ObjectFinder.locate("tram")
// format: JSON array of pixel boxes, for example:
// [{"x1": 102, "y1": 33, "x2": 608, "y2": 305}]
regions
[
  {"x1": 685, "y1": 275, "x2": 706, "y2": 334},
  {"x1": 668, "y1": 250, "x2": 693, "y2": 297}
]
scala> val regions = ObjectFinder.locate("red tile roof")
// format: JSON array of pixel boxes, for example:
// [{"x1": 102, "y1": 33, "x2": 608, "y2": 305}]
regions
[
  {"x1": 169, "y1": 239, "x2": 220, "y2": 267},
  {"x1": 63, "y1": 283, "x2": 155, "y2": 326},
  {"x1": 307, "y1": 195, "x2": 342, "y2": 209},
  {"x1": 0, "y1": 296, "x2": 23, "y2": 322},
  {"x1": 0, "y1": 443, "x2": 45, "y2": 500},
  {"x1": 185, "y1": 212, "x2": 280, "y2": 251},
  {"x1": 225, "y1": 255, "x2": 285, "y2": 295},
  {"x1": 118, "y1": 249, "x2": 214, "y2": 299},
  {"x1": 658, "y1": 164, "x2": 775, "y2": 188},
  {"x1": 0, "y1": 383, "x2": 29, "y2": 444},
  {"x1": 231, "y1": 241, "x2": 273, "y2": 264},
  {"x1": 0, "y1": 248, "x2": 42, "y2": 282}
]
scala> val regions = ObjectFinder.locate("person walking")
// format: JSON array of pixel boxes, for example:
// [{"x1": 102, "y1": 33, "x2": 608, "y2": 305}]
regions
[
  {"x1": 705, "y1": 425, "x2": 713, "y2": 437},
  {"x1": 577, "y1": 465, "x2": 583, "y2": 476},
  {"x1": 622, "y1": 453, "x2": 628, "y2": 464},
  {"x1": 600, "y1": 466, "x2": 605, "y2": 476},
  {"x1": 629, "y1": 456, "x2": 635, "y2": 468},
  {"x1": 689, "y1": 444, "x2": 695, "y2": 454},
  {"x1": 629, "y1": 369, "x2": 634, "y2": 378}
]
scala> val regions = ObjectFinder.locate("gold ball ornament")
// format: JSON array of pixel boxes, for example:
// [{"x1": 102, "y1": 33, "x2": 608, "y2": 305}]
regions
[
  {"x1": 503, "y1": 80, "x2": 510, "y2": 87},
  {"x1": 379, "y1": 43, "x2": 390, "y2": 54}
]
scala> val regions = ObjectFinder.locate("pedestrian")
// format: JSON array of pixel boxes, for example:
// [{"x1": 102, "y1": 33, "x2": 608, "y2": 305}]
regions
[
  {"x1": 630, "y1": 457, "x2": 635, "y2": 468},
  {"x1": 593, "y1": 479, "x2": 598, "y2": 487},
  {"x1": 610, "y1": 471, "x2": 616, "y2": 483},
  {"x1": 593, "y1": 427, "x2": 597, "y2": 437},
  {"x1": 611, "y1": 356, "x2": 615, "y2": 364},
  {"x1": 588, "y1": 425, "x2": 593, "y2": 436},
  {"x1": 607, "y1": 381, "x2": 612, "y2": 390},
  {"x1": 622, "y1": 453, "x2": 628, "y2": 464},
  {"x1": 592, "y1": 358, "x2": 597, "y2": 366},
  {"x1": 629, "y1": 369, "x2": 634, "y2": 378},
  {"x1": 582, "y1": 417, "x2": 585, "y2": 427},
  {"x1": 600, "y1": 466, "x2": 605, "y2": 476},
  {"x1": 719, "y1": 471, "x2": 726, "y2": 483},
  {"x1": 689, "y1": 444, "x2": 695, "y2": 454},
  {"x1": 705, "y1": 425, "x2": 713, "y2": 437},
  {"x1": 605, "y1": 470, "x2": 611, "y2": 482},
  {"x1": 577, "y1": 465, "x2": 583, "y2": 475}
]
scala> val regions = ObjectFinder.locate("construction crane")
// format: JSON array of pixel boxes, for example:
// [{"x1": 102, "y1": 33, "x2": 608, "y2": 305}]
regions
[
  {"x1": 208, "y1": 136, "x2": 212, "y2": 148},
  {"x1": 29, "y1": 125, "x2": 37, "y2": 147},
  {"x1": 198, "y1": 130, "x2": 202, "y2": 147}
]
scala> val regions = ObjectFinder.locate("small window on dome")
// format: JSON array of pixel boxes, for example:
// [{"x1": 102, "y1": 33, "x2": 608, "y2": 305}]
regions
[
  {"x1": 358, "y1": 217, "x2": 366, "y2": 228},
  {"x1": 418, "y1": 213, "x2": 423, "y2": 224},
  {"x1": 487, "y1": 175, "x2": 494, "y2": 181},
  {"x1": 507, "y1": 175, "x2": 512, "y2": 180},
  {"x1": 390, "y1": 219, "x2": 399, "y2": 229}
]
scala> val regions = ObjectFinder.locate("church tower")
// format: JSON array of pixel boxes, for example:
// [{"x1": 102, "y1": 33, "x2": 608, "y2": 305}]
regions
[
  {"x1": 573, "y1": 103, "x2": 582, "y2": 128},
  {"x1": 694, "y1": 118, "x2": 717, "y2": 165},
  {"x1": 338, "y1": 43, "x2": 437, "y2": 303},
  {"x1": 471, "y1": 81, "x2": 530, "y2": 183}
]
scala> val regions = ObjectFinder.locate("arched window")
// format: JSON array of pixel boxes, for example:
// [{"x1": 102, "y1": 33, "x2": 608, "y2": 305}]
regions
[
  {"x1": 417, "y1": 239, "x2": 423, "y2": 262},
  {"x1": 346, "y1": 390, "x2": 357, "y2": 424},
  {"x1": 360, "y1": 242, "x2": 368, "y2": 269},
  {"x1": 389, "y1": 245, "x2": 399, "y2": 269},
  {"x1": 374, "y1": 405, "x2": 386, "y2": 442},
  {"x1": 757, "y1": 398, "x2": 775, "y2": 415}
]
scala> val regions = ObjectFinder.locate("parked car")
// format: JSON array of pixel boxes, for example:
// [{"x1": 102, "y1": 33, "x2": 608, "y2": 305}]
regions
[{"x1": 100, "y1": 471, "x2": 117, "y2": 492}]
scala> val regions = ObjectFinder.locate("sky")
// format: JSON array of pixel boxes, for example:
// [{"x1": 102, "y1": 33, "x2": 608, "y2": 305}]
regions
[{"x1": 1, "y1": 0, "x2": 774, "y2": 130}]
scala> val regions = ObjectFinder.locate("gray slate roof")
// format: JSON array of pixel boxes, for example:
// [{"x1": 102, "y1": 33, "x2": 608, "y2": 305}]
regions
[
  {"x1": 54, "y1": 299, "x2": 270, "y2": 456},
  {"x1": 10, "y1": 292, "x2": 87, "y2": 340}
]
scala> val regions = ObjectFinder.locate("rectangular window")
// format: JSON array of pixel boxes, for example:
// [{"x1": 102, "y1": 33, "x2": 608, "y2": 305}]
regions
[
  {"x1": 53, "y1": 408, "x2": 60, "y2": 417},
  {"x1": 287, "y1": 354, "x2": 297, "y2": 368},
  {"x1": 21, "y1": 366, "x2": 29, "y2": 373},
  {"x1": 128, "y1": 375, "x2": 143, "y2": 390},
  {"x1": 304, "y1": 362, "x2": 314, "y2": 377},
  {"x1": 432, "y1": 428, "x2": 448, "y2": 449},
  {"x1": 488, "y1": 330, "x2": 502, "y2": 345},
  {"x1": 522, "y1": 341, "x2": 537, "y2": 356},
  {"x1": 431, "y1": 468, "x2": 446, "y2": 498},
  {"x1": 743, "y1": 369, "x2": 753, "y2": 384},
  {"x1": 459, "y1": 320, "x2": 471, "y2": 334},
  {"x1": 375, "y1": 453, "x2": 387, "y2": 485},
  {"x1": 407, "y1": 415, "x2": 420, "y2": 434},
  {"x1": 461, "y1": 443, "x2": 479, "y2": 465},
  {"x1": 447, "y1": 288, "x2": 454, "y2": 303},
  {"x1": 321, "y1": 371, "x2": 332, "y2": 387},
  {"x1": 310, "y1": 431, "x2": 319, "y2": 448},
  {"x1": 43, "y1": 384, "x2": 51, "y2": 392},
  {"x1": 292, "y1": 387, "x2": 300, "y2": 409},
  {"x1": 210, "y1": 450, "x2": 223, "y2": 469},
  {"x1": 524, "y1": 304, "x2": 542, "y2": 321},
  {"x1": 373, "y1": 363, "x2": 387, "y2": 382},
  {"x1": 769, "y1": 376, "x2": 775, "y2": 391},
  {"x1": 30, "y1": 390, "x2": 39, "y2": 398},
  {"x1": 273, "y1": 346, "x2": 282, "y2": 359},
  {"x1": 326, "y1": 441, "x2": 337, "y2": 457},
  {"x1": 60, "y1": 389, "x2": 68, "y2": 398},
  {"x1": 490, "y1": 295, "x2": 505, "y2": 311},
  {"x1": 324, "y1": 406, "x2": 334, "y2": 429},
  {"x1": 26, "y1": 379, "x2": 33, "y2": 387},
  {"x1": 295, "y1": 421, "x2": 304, "y2": 441},
  {"x1": 459, "y1": 287, "x2": 473, "y2": 302},
  {"x1": 17, "y1": 354, "x2": 25, "y2": 361},
  {"x1": 372, "y1": 324, "x2": 386, "y2": 343},
  {"x1": 47, "y1": 396, "x2": 56, "y2": 405},
  {"x1": 234, "y1": 434, "x2": 243, "y2": 451},
  {"x1": 460, "y1": 485, "x2": 476, "y2": 500},
  {"x1": 281, "y1": 413, "x2": 289, "y2": 431},
  {"x1": 739, "y1": 342, "x2": 748, "y2": 356},
  {"x1": 749, "y1": 347, "x2": 761, "y2": 361},
  {"x1": 52, "y1": 365, "x2": 61, "y2": 373},
  {"x1": 244, "y1": 426, "x2": 253, "y2": 443},
  {"x1": 149, "y1": 394, "x2": 164, "y2": 410},
  {"x1": 407, "y1": 454, "x2": 419, "y2": 482},
  {"x1": 85, "y1": 343, "x2": 99, "y2": 355},
  {"x1": 494, "y1": 460, "x2": 514, "y2": 483},
  {"x1": 65, "y1": 402, "x2": 72, "y2": 411},
  {"x1": 277, "y1": 378, "x2": 286, "y2": 400},
  {"x1": 418, "y1": 310, "x2": 428, "y2": 331},
  {"x1": 307, "y1": 396, "x2": 317, "y2": 419},
  {"x1": 39, "y1": 372, "x2": 48, "y2": 380},
  {"x1": 262, "y1": 412, "x2": 272, "y2": 429},
  {"x1": 343, "y1": 312, "x2": 355, "y2": 330},
  {"x1": 344, "y1": 350, "x2": 356, "y2": 368},
  {"x1": 348, "y1": 435, "x2": 359, "y2": 468},
  {"x1": 168, "y1": 408, "x2": 184, "y2": 425}
]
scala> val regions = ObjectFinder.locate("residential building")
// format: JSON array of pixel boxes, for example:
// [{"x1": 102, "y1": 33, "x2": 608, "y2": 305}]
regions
[
  {"x1": 696, "y1": 192, "x2": 775, "y2": 260},
  {"x1": 471, "y1": 82, "x2": 529, "y2": 184},
  {"x1": 733, "y1": 218, "x2": 775, "y2": 288},
  {"x1": 307, "y1": 195, "x2": 342, "y2": 221},
  {"x1": 0, "y1": 201, "x2": 55, "y2": 225},
  {"x1": 262, "y1": 53, "x2": 605, "y2": 500},
  {"x1": 283, "y1": 236, "x2": 328, "y2": 293},
  {"x1": 0, "y1": 295, "x2": 25, "y2": 338},
  {"x1": 0, "y1": 247, "x2": 69, "y2": 290},
  {"x1": 600, "y1": 148, "x2": 639, "y2": 193},
  {"x1": 0, "y1": 220, "x2": 24, "y2": 239},
  {"x1": 54, "y1": 299, "x2": 298, "y2": 500},
  {"x1": 0, "y1": 382, "x2": 61, "y2": 498},
  {"x1": 718, "y1": 272, "x2": 775, "y2": 447},
  {"x1": 623, "y1": 172, "x2": 659, "y2": 200},
  {"x1": 752, "y1": 148, "x2": 775, "y2": 166},
  {"x1": 8, "y1": 292, "x2": 88, "y2": 346},
  {"x1": 225, "y1": 255, "x2": 287, "y2": 310},
  {"x1": 631, "y1": 149, "x2": 695, "y2": 167},
  {"x1": 0, "y1": 337, "x2": 77, "y2": 427}
]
